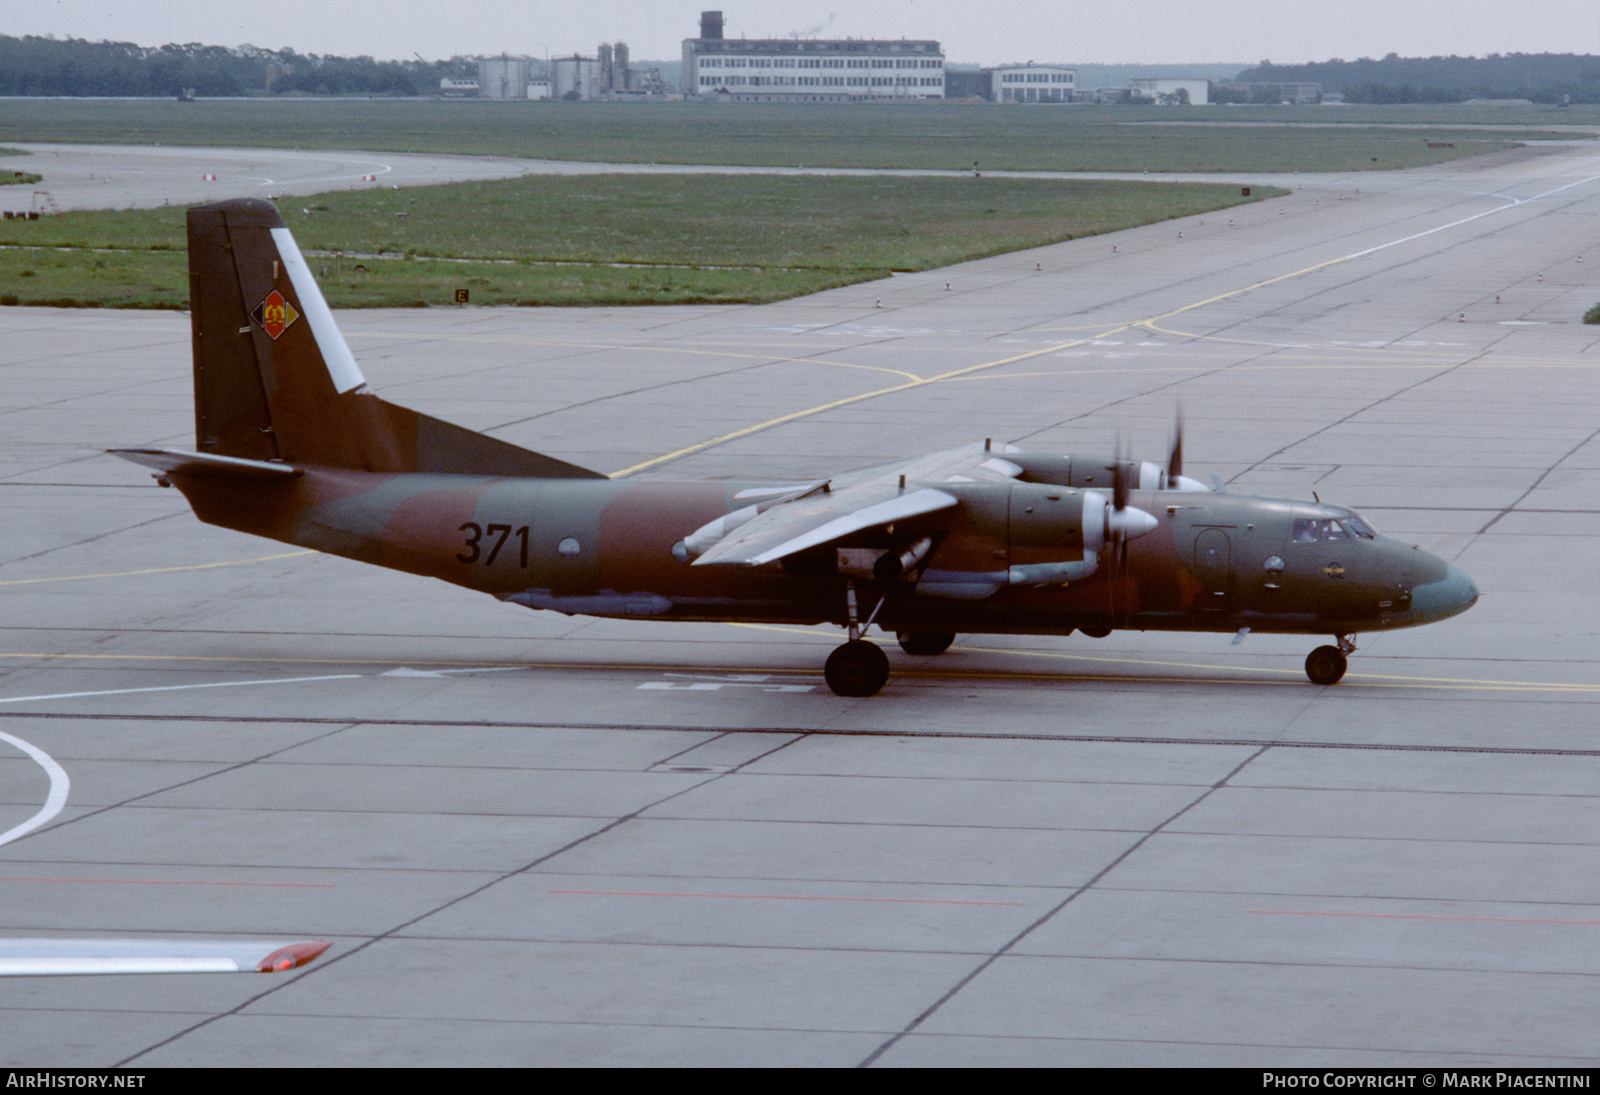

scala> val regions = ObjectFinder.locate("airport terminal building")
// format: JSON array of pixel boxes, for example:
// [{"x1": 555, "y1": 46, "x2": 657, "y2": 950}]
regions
[{"x1": 682, "y1": 10, "x2": 945, "y2": 102}]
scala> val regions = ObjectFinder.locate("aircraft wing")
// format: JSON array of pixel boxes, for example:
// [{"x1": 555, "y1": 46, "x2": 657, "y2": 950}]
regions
[
  {"x1": 0, "y1": 938, "x2": 330, "y2": 976},
  {"x1": 692, "y1": 443, "x2": 1021, "y2": 567}
]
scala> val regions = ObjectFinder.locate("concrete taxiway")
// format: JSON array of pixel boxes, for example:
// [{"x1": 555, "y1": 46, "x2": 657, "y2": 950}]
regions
[
  {"x1": 7, "y1": 139, "x2": 1513, "y2": 213},
  {"x1": 5, "y1": 143, "x2": 543, "y2": 212},
  {"x1": 2, "y1": 140, "x2": 1600, "y2": 1065}
]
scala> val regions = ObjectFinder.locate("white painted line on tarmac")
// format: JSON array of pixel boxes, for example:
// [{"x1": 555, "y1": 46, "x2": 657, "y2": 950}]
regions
[
  {"x1": 0, "y1": 731, "x2": 70, "y2": 849},
  {"x1": 639, "y1": 672, "x2": 817, "y2": 693},
  {"x1": 380, "y1": 666, "x2": 525, "y2": 678},
  {"x1": 1345, "y1": 173, "x2": 1600, "y2": 263},
  {"x1": 0, "y1": 674, "x2": 363, "y2": 705}
]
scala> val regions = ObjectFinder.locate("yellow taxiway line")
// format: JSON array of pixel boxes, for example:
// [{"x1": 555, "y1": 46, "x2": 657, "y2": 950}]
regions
[
  {"x1": 607, "y1": 172, "x2": 1600, "y2": 479},
  {"x1": 0, "y1": 550, "x2": 315, "y2": 587}
]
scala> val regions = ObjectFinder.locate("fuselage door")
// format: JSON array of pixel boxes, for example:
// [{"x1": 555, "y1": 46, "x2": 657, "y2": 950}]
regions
[{"x1": 1193, "y1": 527, "x2": 1232, "y2": 608}]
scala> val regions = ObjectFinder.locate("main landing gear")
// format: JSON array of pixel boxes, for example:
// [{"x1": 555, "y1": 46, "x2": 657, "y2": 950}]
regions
[
  {"x1": 823, "y1": 581, "x2": 891, "y2": 697},
  {"x1": 1305, "y1": 635, "x2": 1356, "y2": 685},
  {"x1": 824, "y1": 629, "x2": 958, "y2": 697},
  {"x1": 824, "y1": 640, "x2": 890, "y2": 698},
  {"x1": 826, "y1": 583, "x2": 956, "y2": 697},
  {"x1": 897, "y1": 631, "x2": 955, "y2": 656}
]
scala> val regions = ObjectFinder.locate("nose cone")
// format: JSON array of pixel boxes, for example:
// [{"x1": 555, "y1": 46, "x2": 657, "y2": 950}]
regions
[
  {"x1": 1409, "y1": 562, "x2": 1478, "y2": 625},
  {"x1": 1110, "y1": 505, "x2": 1159, "y2": 541}
]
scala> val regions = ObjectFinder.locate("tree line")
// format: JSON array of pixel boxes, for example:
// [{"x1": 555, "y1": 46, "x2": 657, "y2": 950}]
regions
[
  {"x1": 0, "y1": 36, "x2": 476, "y2": 97},
  {"x1": 1235, "y1": 53, "x2": 1600, "y2": 104}
]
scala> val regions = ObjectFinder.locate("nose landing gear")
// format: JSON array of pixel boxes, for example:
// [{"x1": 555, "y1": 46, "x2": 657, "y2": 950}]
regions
[{"x1": 1305, "y1": 635, "x2": 1357, "y2": 685}]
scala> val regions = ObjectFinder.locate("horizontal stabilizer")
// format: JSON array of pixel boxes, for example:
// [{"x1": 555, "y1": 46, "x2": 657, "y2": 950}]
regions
[{"x1": 109, "y1": 448, "x2": 303, "y2": 479}]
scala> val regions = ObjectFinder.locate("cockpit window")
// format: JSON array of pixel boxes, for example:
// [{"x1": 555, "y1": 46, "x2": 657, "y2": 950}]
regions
[{"x1": 1292, "y1": 516, "x2": 1377, "y2": 542}]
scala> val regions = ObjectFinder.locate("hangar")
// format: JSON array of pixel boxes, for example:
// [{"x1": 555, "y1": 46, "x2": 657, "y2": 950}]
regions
[{"x1": 990, "y1": 64, "x2": 1077, "y2": 103}]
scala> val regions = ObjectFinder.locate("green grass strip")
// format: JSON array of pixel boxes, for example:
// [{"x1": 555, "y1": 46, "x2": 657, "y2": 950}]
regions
[
  {"x1": 0, "y1": 99, "x2": 1555, "y2": 173},
  {"x1": 0, "y1": 173, "x2": 1282, "y2": 309}
]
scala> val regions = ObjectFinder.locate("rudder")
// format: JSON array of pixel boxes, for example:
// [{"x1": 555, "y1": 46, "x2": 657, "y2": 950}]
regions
[{"x1": 186, "y1": 198, "x2": 603, "y2": 480}]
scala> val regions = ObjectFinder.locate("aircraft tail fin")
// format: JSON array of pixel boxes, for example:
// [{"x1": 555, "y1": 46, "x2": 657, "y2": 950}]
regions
[{"x1": 185, "y1": 198, "x2": 604, "y2": 479}]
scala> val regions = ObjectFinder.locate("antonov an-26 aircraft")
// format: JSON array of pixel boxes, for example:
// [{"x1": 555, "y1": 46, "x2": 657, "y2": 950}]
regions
[{"x1": 113, "y1": 199, "x2": 1478, "y2": 697}]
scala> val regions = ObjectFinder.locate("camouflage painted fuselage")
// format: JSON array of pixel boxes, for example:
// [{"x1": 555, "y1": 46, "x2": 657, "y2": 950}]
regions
[{"x1": 170, "y1": 464, "x2": 1471, "y2": 638}]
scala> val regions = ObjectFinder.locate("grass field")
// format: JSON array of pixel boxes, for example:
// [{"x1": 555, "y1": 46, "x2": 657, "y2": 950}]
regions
[
  {"x1": 0, "y1": 99, "x2": 1566, "y2": 173},
  {"x1": 0, "y1": 173, "x2": 1280, "y2": 308},
  {"x1": 0, "y1": 146, "x2": 41, "y2": 186},
  {"x1": 4, "y1": 97, "x2": 1552, "y2": 309}
]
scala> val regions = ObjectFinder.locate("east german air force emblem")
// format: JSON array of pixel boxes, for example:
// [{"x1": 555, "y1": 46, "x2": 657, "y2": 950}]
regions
[{"x1": 250, "y1": 289, "x2": 300, "y2": 340}]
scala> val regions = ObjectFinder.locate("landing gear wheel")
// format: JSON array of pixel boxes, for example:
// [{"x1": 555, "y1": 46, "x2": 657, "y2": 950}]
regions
[
  {"x1": 825, "y1": 640, "x2": 890, "y2": 697},
  {"x1": 897, "y1": 631, "x2": 955, "y2": 656},
  {"x1": 1305, "y1": 645, "x2": 1348, "y2": 685},
  {"x1": 1079, "y1": 625, "x2": 1111, "y2": 639}
]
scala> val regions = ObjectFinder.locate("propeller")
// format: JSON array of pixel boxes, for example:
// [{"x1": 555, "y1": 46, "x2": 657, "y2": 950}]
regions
[
  {"x1": 1159, "y1": 405, "x2": 1211, "y2": 493},
  {"x1": 1104, "y1": 437, "x2": 1131, "y2": 625},
  {"x1": 1102, "y1": 434, "x2": 1160, "y2": 624},
  {"x1": 1166, "y1": 407, "x2": 1184, "y2": 489},
  {"x1": 1112, "y1": 434, "x2": 1129, "y2": 515}
]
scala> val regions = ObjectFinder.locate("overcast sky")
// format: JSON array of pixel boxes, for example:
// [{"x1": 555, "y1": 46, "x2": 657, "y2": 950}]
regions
[{"x1": 4, "y1": 0, "x2": 1596, "y2": 65}]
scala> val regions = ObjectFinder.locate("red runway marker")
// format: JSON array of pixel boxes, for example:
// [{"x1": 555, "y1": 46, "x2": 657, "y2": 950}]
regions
[
  {"x1": 1250, "y1": 909, "x2": 1600, "y2": 926},
  {"x1": 552, "y1": 889, "x2": 1022, "y2": 906}
]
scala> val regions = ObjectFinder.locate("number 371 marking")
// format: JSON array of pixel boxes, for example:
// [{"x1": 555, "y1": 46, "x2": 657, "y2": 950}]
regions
[{"x1": 457, "y1": 523, "x2": 530, "y2": 566}]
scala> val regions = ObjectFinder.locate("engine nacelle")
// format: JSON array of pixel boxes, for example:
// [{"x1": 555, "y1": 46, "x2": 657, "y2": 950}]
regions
[
  {"x1": 682, "y1": 502, "x2": 761, "y2": 557},
  {"x1": 917, "y1": 482, "x2": 1156, "y2": 598},
  {"x1": 1009, "y1": 451, "x2": 1209, "y2": 493},
  {"x1": 1004, "y1": 482, "x2": 1155, "y2": 561}
]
